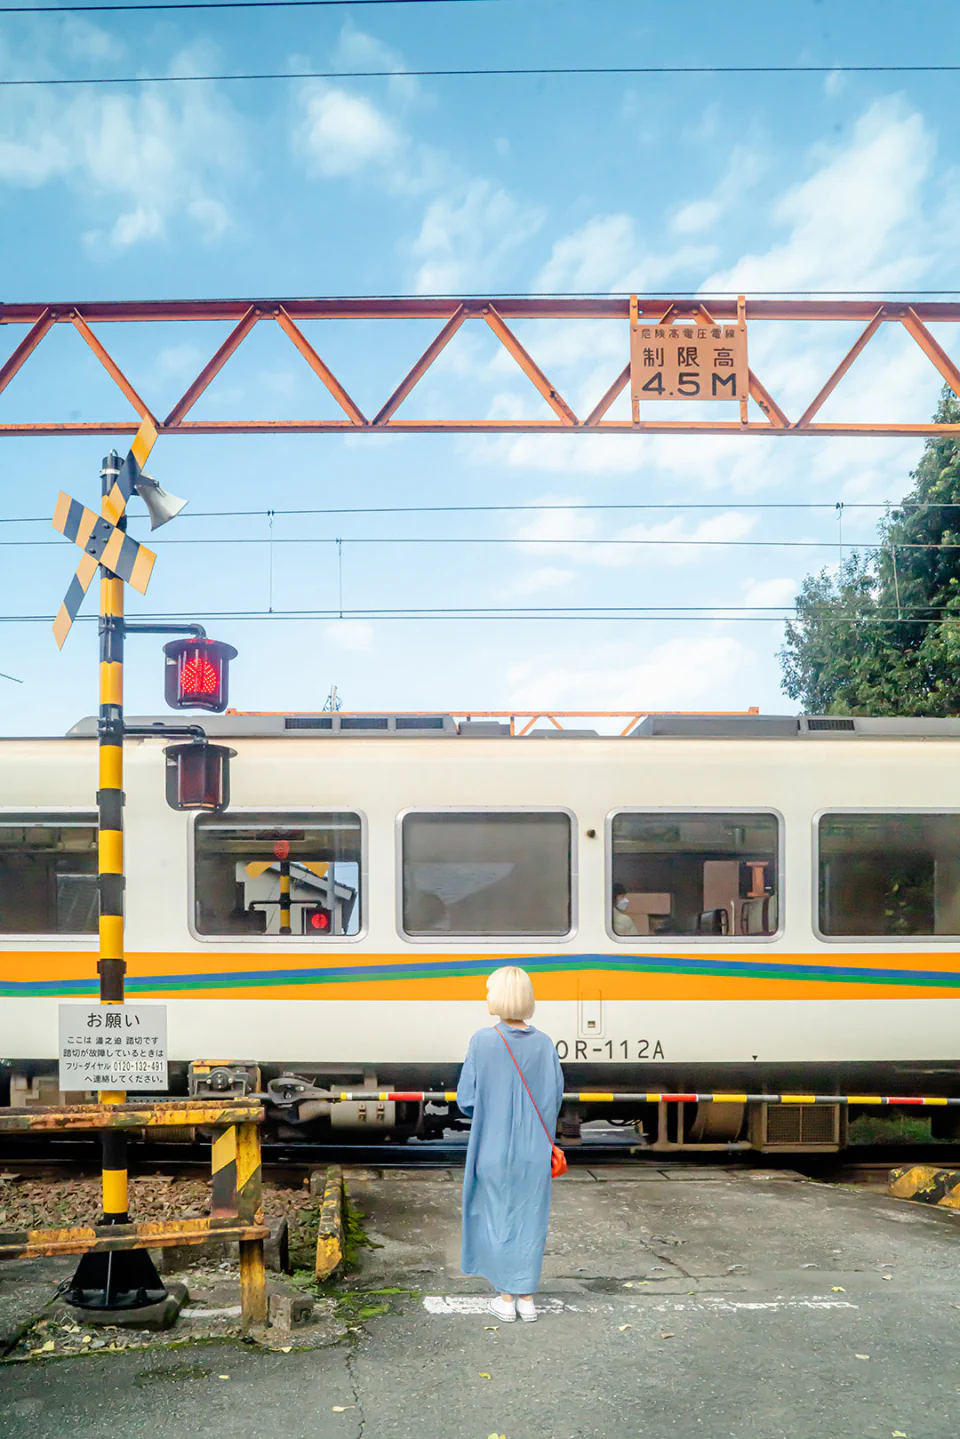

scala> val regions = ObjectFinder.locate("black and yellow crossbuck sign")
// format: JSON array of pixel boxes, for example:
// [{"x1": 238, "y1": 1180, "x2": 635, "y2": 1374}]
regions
[{"x1": 51, "y1": 419, "x2": 159, "y2": 649}]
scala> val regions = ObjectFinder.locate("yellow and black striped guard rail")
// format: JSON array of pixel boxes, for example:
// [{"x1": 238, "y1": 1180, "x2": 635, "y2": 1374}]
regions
[
  {"x1": 0, "y1": 1099, "x2": 269, "y2": 1329},
  {"x1": 334, "y1": 1090, "x2": 960, "y2": 1106}
]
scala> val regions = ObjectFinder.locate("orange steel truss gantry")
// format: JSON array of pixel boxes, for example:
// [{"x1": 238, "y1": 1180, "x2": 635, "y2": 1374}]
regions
[{"x1": 1, "y1": 296, "x2": 960, "y2": 438}]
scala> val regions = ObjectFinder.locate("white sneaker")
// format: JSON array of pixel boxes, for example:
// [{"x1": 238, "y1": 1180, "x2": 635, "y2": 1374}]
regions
[
  {"x1": 516, "y1": 1298, "x2": 537, "y2": 1322},
  {"x1": 487, "y1": 1296, "x2": 517, "y2": 1322}
]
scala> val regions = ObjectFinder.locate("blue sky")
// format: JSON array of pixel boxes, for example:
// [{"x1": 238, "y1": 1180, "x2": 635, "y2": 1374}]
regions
[{"x1": 2, "y1": 0, "x2": 960, "y2": 734}]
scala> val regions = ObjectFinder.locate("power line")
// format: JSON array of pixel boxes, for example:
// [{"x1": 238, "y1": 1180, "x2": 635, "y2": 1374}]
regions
[
  {"x1": 3, "y1": 500, "x2": 958, "y2": 527},
  {"x1": 4, "y1": 62, "x2": 960, "y2": 88},
  {"x1": 7, "y1": 534, "x2": 960, "y2": 551},
  {"x1": 1, "y1": 606, "x2": 959, "y2": 625},
  {"x1": 5, "y1": 0, "x2": 493, "y2": 8}
]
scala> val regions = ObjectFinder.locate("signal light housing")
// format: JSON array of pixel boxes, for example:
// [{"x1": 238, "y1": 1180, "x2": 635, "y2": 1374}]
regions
[
  {"x1": 164, "y1": 637, "x2": 238, "y2": 713},
  {"x1": 304, "y1": 904, "x2": 332, "y2": 934},
  {"x1": 164, "y1": 741, "x2": 237, "y2": 813}
]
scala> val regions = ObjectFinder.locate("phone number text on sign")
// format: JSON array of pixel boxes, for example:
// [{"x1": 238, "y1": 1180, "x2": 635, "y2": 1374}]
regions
[
  {"x1": 632, "y1": 324, "x2": 748, "y2": 401},
  {"x1": 58, "y1": 1004, "x2": 168, "y2": 1092}
]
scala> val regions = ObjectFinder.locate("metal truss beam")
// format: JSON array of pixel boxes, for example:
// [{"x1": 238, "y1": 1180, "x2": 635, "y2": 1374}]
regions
[{"x1": 1, "y1": 297, "x2": 959, "y2": 438}]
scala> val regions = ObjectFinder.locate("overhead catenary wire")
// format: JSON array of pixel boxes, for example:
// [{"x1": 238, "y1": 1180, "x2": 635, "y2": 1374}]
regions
[
  {"x1": 1, "y1": 607, "x2": 959, "y2": 625},
  {"x1": 6, "y1": 534, "x2": 960, "y2": 550},
  {"x1": 4, "y1": 0, "x2": 494, "y2": 9},
  {"x1": 4, "y1": 62, "x2": 960, "y2": 88},
  {"x1": 2, "y1": 500, "x2": 959, "y2": 526}
]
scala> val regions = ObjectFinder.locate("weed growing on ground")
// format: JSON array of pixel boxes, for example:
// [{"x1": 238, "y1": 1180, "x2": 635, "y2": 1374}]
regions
[{"x1": 848, "y1": 1114, "x2": 939, "y2": 1145}]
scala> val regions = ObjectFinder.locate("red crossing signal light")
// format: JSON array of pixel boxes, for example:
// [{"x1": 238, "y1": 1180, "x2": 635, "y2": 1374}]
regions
[
  {"x1": 164, "y1": 637, "x2": 238, "y2": 713},
  {"x1": 305, "y1": 904, "x2": 332, "y2": 933}
]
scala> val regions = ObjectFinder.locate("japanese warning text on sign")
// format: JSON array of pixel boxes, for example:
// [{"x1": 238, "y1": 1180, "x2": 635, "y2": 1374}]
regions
[
  {"x1": 58, "y1": 1004, "x2": 168, "y2": 1091},
  {"x1": 631, "y1": 322, "x2": 748, "y2": 402}
]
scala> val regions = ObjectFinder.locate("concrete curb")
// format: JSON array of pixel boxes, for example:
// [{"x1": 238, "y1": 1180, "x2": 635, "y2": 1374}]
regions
[
  {"x1": 315, "y1": 1166, "x2": 344, "y2": 1280},
  {"x1": 888, "y1": 1164, "x2": 960, "y2": 1209}
]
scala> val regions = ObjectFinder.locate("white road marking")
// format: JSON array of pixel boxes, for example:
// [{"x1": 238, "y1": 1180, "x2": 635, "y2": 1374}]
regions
[
  {"x1": 424, "y1": 1296, "x2": 569, "y2": 1315},
  {"x1": 422, "y1": 1295, "x2": 858, "y2": 1316}
]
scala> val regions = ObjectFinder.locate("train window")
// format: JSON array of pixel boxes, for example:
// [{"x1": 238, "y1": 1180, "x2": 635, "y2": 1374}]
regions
[
  {"x1": 609, "y1": 811, "x2": 779, "y2": 939},
  {"x1": 193, "y1": 810, "x2": 363, "y2": 937},
  {"x1": 0, "y1": 813, "x2": 98, "y2": 935},
  {"x1": 818, "y1": 812, "x2": 960, "y2": 937},
  {"x1": 401, "y1": 811, "x2": 572, "y2": 937}
]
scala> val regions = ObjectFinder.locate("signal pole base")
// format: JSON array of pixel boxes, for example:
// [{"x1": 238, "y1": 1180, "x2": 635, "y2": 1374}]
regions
[{"x1": 63, "y1": 1248, "x2": 183, "y2": 1328}]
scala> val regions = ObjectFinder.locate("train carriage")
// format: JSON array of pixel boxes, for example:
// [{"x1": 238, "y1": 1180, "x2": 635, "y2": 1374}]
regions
[{"x1": 2, "y1": 710, "x2": 960, "y2": 1152}]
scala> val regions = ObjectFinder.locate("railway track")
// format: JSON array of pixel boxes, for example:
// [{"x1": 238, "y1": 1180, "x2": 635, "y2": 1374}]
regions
[{"x1": 2, "y1": 1135, "x2": 956, "y2": 1184}]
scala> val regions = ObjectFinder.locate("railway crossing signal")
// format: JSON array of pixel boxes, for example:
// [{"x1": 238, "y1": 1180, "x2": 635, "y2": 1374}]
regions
[
  {"x1": 50, "y1": 419, "x2": 164, "y2": 649},
  {"x1": 164, "y1": 635, "x2": 238, "y2": 713},
  {"x1": 49, "y1": 418, "x2": 237, "y2": 1319}
]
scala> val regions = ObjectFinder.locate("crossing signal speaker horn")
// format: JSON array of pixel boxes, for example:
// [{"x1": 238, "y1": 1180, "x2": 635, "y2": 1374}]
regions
[{"x1": 135, "y1": 473, "x2": 188, "y2": 531}]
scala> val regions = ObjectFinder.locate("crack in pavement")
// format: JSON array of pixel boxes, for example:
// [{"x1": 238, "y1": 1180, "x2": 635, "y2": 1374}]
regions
[{"x1": 345, "y1": 1344, "x2": 365, "y2": 1438}]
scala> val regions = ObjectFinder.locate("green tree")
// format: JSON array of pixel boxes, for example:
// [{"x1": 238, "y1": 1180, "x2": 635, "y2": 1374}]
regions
[{"x1": 779, "y1": 387, "x2": 960, "y2": 714}]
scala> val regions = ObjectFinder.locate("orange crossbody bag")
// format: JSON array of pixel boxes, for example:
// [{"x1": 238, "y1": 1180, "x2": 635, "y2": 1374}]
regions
[{"x1": 496, "y1": 1027, "x2": 567, "y2": 1178}]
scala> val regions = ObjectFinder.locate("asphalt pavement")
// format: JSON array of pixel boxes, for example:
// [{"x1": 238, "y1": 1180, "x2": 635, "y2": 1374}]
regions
[{"x1": 2, "y1": 1166, "x2": 959, "y2": 1439}]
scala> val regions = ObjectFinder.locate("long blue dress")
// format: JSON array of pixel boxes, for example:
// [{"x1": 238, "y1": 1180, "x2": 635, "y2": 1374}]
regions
[{"x1": 457, "y1": 1022, "x2": 565, "y2": 1295}]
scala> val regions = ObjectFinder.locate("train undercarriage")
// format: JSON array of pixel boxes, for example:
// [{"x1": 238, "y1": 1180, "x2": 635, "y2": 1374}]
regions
[{"x1": 5, "y1": 1057, "x2": 960, "y2": 1153}]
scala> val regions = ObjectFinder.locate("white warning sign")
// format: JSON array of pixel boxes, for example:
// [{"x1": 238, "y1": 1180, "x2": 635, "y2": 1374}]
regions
[{"x1": 58, "y1": 1004, "x2": 168, "y2": 1091}]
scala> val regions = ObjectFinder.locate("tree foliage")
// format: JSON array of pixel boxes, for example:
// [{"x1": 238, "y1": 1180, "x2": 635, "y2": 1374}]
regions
[{"x1": 779, "y1": 388, "x2": 960, "y2": 714}]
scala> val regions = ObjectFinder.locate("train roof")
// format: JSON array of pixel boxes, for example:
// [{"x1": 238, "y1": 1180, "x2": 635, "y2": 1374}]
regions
[{"x1": 58, "y1": 712, "x2": 960, "y2": 739}]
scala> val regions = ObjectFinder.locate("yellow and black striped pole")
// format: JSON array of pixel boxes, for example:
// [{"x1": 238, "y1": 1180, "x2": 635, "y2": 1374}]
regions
[
  {"x1": 279, "y1": 860, "x2": 292, "y2": 934},
  {"x1": 64, "y1": 451, "x2": 167, "y2": 1315},
  {"x1": 97, "y1": 449, "x2": 128, "y2": 1231}
]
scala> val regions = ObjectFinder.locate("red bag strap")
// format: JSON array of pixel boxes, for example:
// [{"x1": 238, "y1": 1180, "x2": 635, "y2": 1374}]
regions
[{"x1": 496, "y1": 1025, "x2": 554, "y2": 1147}]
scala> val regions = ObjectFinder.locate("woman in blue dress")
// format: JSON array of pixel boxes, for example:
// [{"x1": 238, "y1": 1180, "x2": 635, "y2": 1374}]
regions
[{"x1": 456, "y1": 965, "x2": 565, "y2": 1323}]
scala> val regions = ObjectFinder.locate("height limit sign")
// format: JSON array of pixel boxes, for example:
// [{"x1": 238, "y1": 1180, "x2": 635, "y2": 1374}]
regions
[
  {"x1": 59, "y1": 1004, "x2": 168, "y2": 1092},
  {"x1": 631, "y1": 320, "x2": 748, "y2": 402}
]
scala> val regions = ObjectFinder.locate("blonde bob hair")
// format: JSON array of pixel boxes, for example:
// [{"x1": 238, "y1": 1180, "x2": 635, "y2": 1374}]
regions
[{"x1": 486, "y1": 965, "x2": 536, "y2": 1023}]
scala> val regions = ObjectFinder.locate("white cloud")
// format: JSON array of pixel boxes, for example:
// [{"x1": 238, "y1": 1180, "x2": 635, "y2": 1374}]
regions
[
  {"x1": 155, "y1": 343, "x2": 206, "y2": 379},
  {"x1": 536, "y1": 214, "x2": 637, "y2": 293},
  {"x1": 534, "y1": 212, "x2": 717, "y2": 297},
  {"x1": 411, "y1": 179, "x2": 545, "y2": 294},
  {"x1": 0, "y1": 40, "x2": 245, "y2": 249},
  {"x1": 823, "y1": 70, "x2": 846, "y2": 100},
  {"x1": 506, "y1": 505, "x2": 756, "y2": 573},
  {"x1": 704, "y1": 98, "x2": 934, "y2": 292},
  {"x1": 739, "y1": 577, "x2": 799, "y2": 608},
  {"x1": 323, "y1": 620, "x2": 375, "y2": 653},
  {"x1": 672, "y1": 198, "x2": 722, "y2": 236},
  {"x1": 333, "y1": 19, "x2": 422, "y2": 106},
  {"x1": 295, "y1": 87, "x2": 403, "y2": 178},
  {"x1": 504, "y1": 566, "x2": 576, "y2": 597},
  {"x1": 506, "y1": 634, "x2": 757, "y2": 711}
]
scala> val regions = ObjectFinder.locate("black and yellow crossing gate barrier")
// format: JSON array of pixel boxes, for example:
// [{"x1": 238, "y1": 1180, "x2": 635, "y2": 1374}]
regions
[{"x1": 0, "y1": 1099, "x2": 269, "y2": 1329}]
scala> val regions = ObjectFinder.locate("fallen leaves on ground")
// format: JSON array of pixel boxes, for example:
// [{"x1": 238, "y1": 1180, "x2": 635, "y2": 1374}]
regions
[
  {"x1": 659, "y1": 1332, "x2": 675, "y2": 1339},
  {"x1": 618, "y1": 1325, "x2": 632, "y2": 1332},
  {"x1": 832, "y1": 1287, "x2": 846, "y2": 1293},
  {"x1": 0, "y1": 1174, "x2": 318, "y2": 1234},
  {"x1": 478, "y1": 1372, "x2": 491, "y2": 1379}
]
